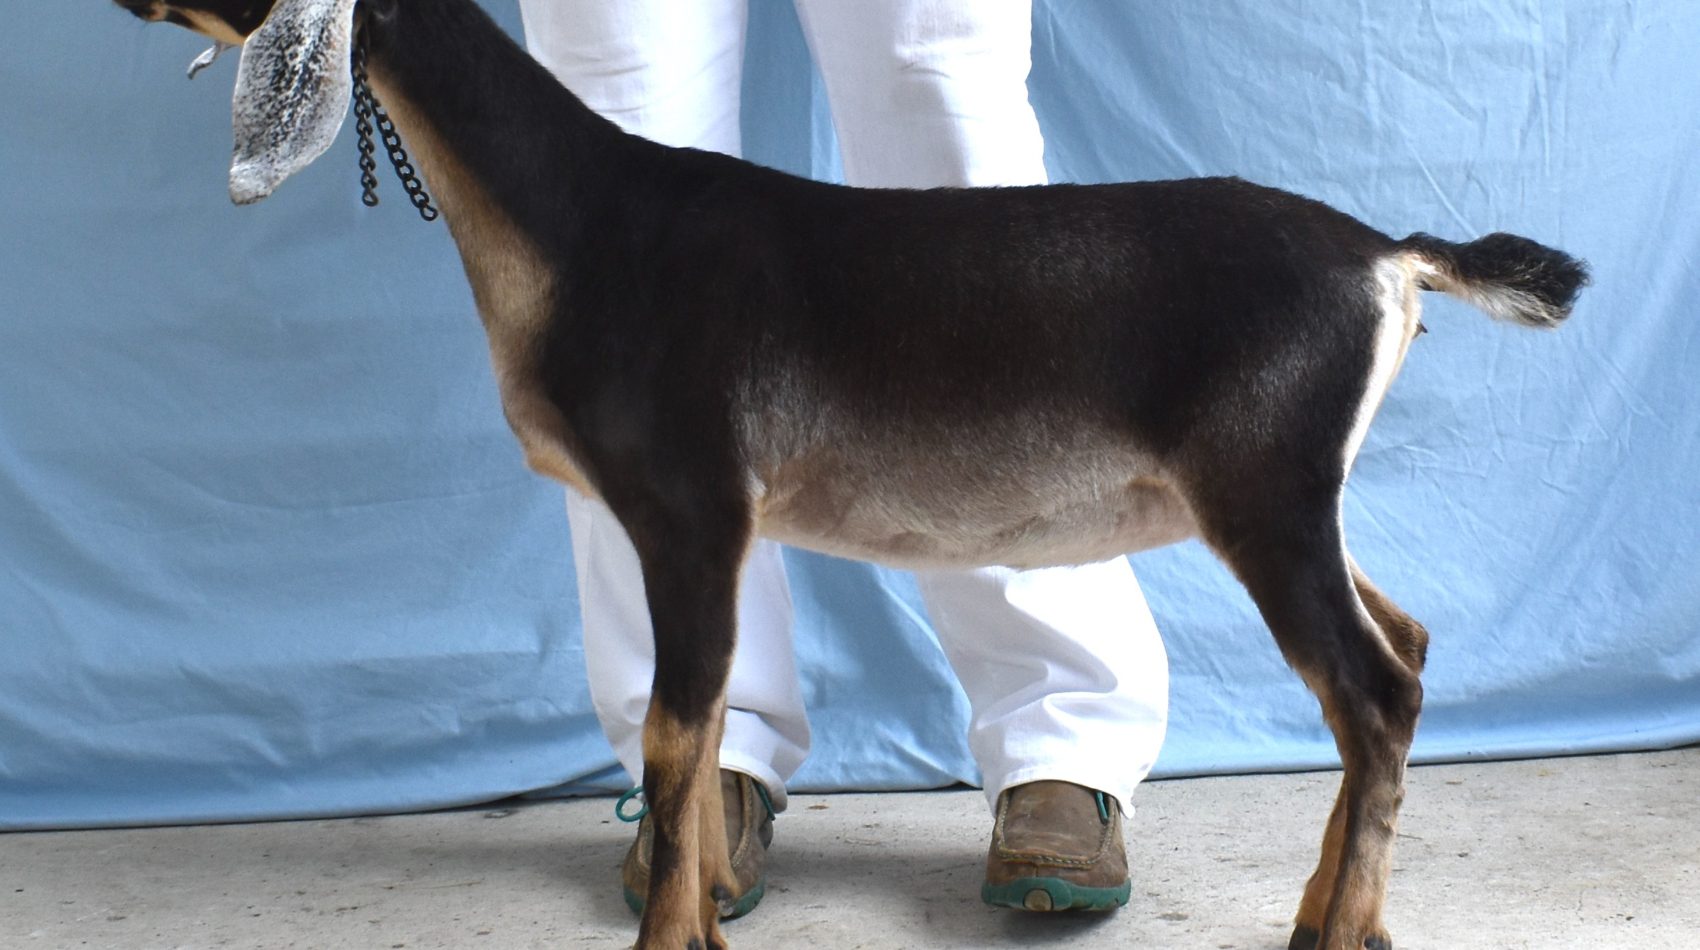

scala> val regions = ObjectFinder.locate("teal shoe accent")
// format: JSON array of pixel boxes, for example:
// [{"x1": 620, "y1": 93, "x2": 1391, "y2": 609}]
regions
[
  {"x1": 614, "y1": 786, "x2": 648, "y2": 823},
  {"x1": 751, "y1": 779, "x2": 777, "y2": 821},
  {"x1": 981, "y1": 875, "x2": 1130, "y2": 912},
  {"x1": 624, "y1": 875, "x2": 767, "y2": 920}
]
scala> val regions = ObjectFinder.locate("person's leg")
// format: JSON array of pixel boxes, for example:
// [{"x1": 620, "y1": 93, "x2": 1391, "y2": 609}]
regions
[
  {"x1": 918, "y1": 563, "x2": 1166, "y2": 912},
  {"x1": 519, "y1": 0, "x2": 802, "y2": 917},
  {"x1": 790, "y1": 0, "x2": 1047, "y2": 188},
  {"x1": 791, "y1": 0, "x2": 1169, "y2": 911},
  {"x1": 913, "y1": 563, "x2": 1168, "y2": 814},
  {"x1": 518, "y1": 0, "x2": 746, "y2": 155},
  {"x1": 916, "y1": 562, "x2": 1167, "y2": 909},
  {"x1": 567, "y1": 491, "x2": 809, "y2": 804}
]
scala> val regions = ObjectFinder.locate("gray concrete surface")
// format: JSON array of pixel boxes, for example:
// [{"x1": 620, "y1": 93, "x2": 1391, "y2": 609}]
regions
[{"x1": 5, "y1": 748, "x2": 1696, "y2": 949}]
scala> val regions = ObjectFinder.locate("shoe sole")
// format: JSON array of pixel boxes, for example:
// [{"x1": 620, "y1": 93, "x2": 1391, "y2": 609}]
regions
[
  {"x1": 623, "y1": 876, "x2": 767, "y2": 921},
  {"x1": 981, "y1": 876, "x2": 1131, "y2": 912}
]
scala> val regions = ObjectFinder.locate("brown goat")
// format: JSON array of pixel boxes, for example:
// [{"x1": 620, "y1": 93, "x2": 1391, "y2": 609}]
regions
[{"x1": 108, "y1": 2, "x2": 1587, "y2": 948}]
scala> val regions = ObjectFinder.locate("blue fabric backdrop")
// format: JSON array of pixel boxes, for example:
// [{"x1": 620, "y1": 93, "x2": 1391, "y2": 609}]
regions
[{"x1": 1, "y1": 1, "x2": 1695, "y2": 830}]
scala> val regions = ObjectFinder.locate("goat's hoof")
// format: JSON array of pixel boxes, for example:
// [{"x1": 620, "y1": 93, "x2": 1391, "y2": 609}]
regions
[
  {"x1": 637, "y1": 929, "x2": 724, "y2": 950},
  {"x1": 1287, "y1": 925, "x2": 1391, "y2": 950}
]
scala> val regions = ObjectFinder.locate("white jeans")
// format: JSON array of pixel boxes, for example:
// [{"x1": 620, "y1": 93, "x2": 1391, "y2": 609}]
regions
[{"x1": 518, "y1": 0, "x2": 1169, "y2": 813}]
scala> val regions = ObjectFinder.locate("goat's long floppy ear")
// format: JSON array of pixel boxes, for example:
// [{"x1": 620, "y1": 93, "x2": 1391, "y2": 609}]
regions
[{"x1": 228, "y1": 0, "x2": 358, "y2": 204}]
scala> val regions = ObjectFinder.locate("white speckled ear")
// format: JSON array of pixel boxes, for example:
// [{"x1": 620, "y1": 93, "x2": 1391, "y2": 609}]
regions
[{"x1": 228, "y1": 0, "x2": 358, "y2": 205}]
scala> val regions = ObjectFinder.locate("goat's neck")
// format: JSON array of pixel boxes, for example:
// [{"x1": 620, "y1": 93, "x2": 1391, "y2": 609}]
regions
[
  {"x1": 350, "y1": 0, "x2": 642, "y2": 499},
  {"x1": 357, "y1": 0, "x2": 632, "y2": 337}
]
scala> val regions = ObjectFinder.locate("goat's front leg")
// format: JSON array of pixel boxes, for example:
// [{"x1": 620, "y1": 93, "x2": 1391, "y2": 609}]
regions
[
  {"x1": 627, "y1": 506, "x2": 747, "y2": 950},
  {"x1": 637, "y1": 696, "x2": 734, "y2": 950}
]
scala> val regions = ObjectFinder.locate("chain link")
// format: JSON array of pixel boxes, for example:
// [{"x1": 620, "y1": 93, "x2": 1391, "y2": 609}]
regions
[
  {"x1": 352, "y1": 40, "x2": 380, "y2": 208},
  {"x1": 352, "y1": 33, "x2": 438, "y2": 222}
]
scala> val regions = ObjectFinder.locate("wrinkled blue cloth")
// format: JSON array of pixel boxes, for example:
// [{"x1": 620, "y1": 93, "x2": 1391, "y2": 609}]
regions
[{"x1": 1, "y1": 0, "x2": 1694, "y2": 829}]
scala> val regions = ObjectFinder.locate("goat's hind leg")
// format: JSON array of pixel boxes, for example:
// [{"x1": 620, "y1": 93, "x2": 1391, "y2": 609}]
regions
[
  {"x1": 1285, "y1": 562, "x2": 1429, "y2": 950},
  {"x1": 1284, "y1": 562, "x2": 1430, "y2": 950},
  {"x1": 1349, "y1": 557, "x2": 1429, "y2": 675},
  {"x1": 625, "y1": 505, "x2": 748, "y2": 950},
  {"x1": 1201, "y1": 492, "x2": 1423, "y2": 950}
]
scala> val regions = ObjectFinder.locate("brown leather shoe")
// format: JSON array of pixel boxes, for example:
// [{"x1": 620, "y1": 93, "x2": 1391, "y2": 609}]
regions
[
  {"x1": 981, "y1": 780, "x2": 1131, "y2": 911},
  {"x1": 620, "y1": 769, "x2": 774, "y2": 919}
]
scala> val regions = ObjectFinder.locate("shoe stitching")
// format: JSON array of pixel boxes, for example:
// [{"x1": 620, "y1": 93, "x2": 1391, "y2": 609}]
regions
[
  {"x1": 727, "y1": 774, "x2": 756, "y2": 873},
  {"x1": 990, "y1": 788, "x2": 1117, "y2": 868}
]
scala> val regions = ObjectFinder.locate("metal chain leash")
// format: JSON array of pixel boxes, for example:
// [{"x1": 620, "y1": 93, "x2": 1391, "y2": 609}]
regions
[
  {"x1": 352, "y1": 39, "x2": 381, "y2": 208},
  {"x1": 352, "y1": 32, "x2": 439, "y2": 222}
]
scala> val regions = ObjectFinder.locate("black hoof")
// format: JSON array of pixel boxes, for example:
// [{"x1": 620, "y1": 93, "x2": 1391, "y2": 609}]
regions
[{"x1": 1287, "y1": 925, "x2": 1392, "y2": 950}]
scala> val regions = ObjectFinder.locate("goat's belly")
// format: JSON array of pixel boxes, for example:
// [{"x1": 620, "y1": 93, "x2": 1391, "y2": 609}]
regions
[{"x1": 754, "y1": 459, "x2": 1198, "y2": 571}]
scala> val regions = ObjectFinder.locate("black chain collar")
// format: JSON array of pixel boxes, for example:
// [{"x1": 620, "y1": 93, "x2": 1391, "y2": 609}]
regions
[{"x1": 352, "y1": 29, "x2": 438, "y2": 222}]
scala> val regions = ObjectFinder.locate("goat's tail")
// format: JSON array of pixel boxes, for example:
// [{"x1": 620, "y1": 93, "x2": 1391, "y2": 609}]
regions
[{"x1": 1395, "y1": 232, "x2": 1589, "y2": 329}]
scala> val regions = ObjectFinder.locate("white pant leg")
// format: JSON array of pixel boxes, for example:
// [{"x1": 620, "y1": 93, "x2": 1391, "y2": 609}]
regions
[
  {"x1": 793, "y1": 0, "x2": 1169, "y2": 812},
  {"x1": 565, "y1": 492, "x2": 808, "y2": 809},
  {"x1": 914, "y1": 563, "x2": 1169, "y2": 812},
  {"x1": 519, "y1": 0, "x2": 811, "y2": 809},
  {"x1": 791, "y1": 0, "x2": 1048, "y2": 188},
  {"x1": 518, "y1": 0, "x2": 747, "y2": 155}
]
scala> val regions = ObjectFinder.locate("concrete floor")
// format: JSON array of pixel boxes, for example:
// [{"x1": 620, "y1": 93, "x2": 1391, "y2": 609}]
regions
[{"x1": 5, "y1": 748, "x2": 1696, "y2": 949}]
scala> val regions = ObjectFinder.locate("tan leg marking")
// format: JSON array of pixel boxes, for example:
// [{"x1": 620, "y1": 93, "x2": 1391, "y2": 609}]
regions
[
  {"x1": 1293, "y1": 782, "x2": 1349, "y2": 938},
  {"x1": 364, "y1": 70, "x2": 599, "y2": 501},
  {"x1": 694, "y1": 701, "x2": 735, "y2": 941},
  {"x1": 1350, "y1": 558, "x2": 1429, "y2": 674},
  {"x1": 637, "y1": 704, "x2": 726, "y2": 950}
]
